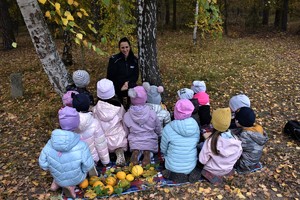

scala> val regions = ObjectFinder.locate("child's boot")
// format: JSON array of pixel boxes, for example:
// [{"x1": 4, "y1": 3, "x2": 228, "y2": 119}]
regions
[
  {"x1": 63, "y1": 185, "x2": 76, "y2": 199},
  {"x1": 115, "y1": 148, "x2": 126, "y2": 166},
  {"x1": 50, "y1": 180, "x2": 60, "y2": 191},
  {"x1": 142, "y1": 150, "x2": 151, "y2": 167},
  {"x1": 88, "y1": 165, "x2": 98, "y2": 177},
  {"x1": 130, "y1": 150, "x2": 139, "y2": 165}
]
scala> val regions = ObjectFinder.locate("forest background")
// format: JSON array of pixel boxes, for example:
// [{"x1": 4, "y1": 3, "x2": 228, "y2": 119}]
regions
[{"x1": 0, "y1": 0, "x2": 300, "y2": 199}]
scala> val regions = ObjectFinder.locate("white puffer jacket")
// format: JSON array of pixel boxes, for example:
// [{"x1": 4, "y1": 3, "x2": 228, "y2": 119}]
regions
[
  {"x1": 76, "y1": 112, "x2": 110, "y2": 165},
  {"x1": 146, "y1": 103, "x2": 171, "y2": 130}
]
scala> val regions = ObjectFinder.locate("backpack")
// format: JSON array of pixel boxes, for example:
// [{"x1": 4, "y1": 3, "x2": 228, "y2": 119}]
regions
[{"x1": 283, "y1": 120, "x2": 300, "y2": 141}]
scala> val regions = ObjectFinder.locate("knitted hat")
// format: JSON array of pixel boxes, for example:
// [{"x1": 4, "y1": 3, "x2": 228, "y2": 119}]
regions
[
  {"x1": 235, "y1": 107, "x2": 256, "y2": 127},
  {"x1": 97, "y1": 78, "x2": 115, "y2": 100},
  {"x1": 72, "y1": 70, "x2": 90, "y2": 88},
  {"x1": 128, "y1": 86, "x2": 147, "y2": 106},
  {"x1": 193, "y1": 92, "x2": 210, "y2": 105},
  {"x1": 72, "y1": 93, "x2": 90, "y2": 112},
  {"x1": 229, "y1": 94, "x2": 250, "y2": 112},
  {"x1": 143, "y1": 82, "x2": 164, "y2": 105},
  {"x1": 177, "y1": 88, "x2": 194, "y2": 100},
  {"x1": 191, "y1": 80, "x2": 206, "y2": 93},
  {"x1": 58, "y1": 106, "x2": 79, "y2": 131},
  {"x1": 174, "y1": 99, "x2": 194, "y2": 120},
  {"x1": 211, "y1": 107, "x2": 231, "y2": 132},
  {"x1": 62, "y1": 90, "x2": 79, "y2": 107}
]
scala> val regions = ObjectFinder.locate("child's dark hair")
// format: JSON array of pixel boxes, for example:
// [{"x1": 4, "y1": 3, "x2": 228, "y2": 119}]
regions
[{"x1": 207, "y1": 129, "x2": 222, "y2": 155}]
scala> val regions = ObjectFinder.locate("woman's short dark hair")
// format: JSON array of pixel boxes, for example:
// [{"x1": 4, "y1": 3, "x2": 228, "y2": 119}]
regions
[{"x1": 119, "y1": 37, "x2": 131, "y2": 48}]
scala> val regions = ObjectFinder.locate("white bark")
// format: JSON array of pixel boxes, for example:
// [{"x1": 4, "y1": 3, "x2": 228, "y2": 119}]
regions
[
  {"x1": 17, "y1": 0, "x2": 69, "y2": 96},
  {"x1": 193, "y1": 0, "x2": 199, "y2": 45},
  {"x1": 137, "y1": 0, "x2": 162, "y2": 86}
]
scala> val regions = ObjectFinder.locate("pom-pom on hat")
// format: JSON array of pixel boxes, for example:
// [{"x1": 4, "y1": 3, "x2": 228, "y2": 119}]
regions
[
  {"x1": 58, "y1": 106, "x2": 79, "y2": 131},
  {"x1": 174, "y1": 99, "x2": 194, "y2": 120},
  {"x1": 193, "y1": 91, "x2": 210, "y2": 105},
  {"x1": 128, "y1": 86, "x2": 147, "y2": 106},
  {"x1": 72, "y1": 70, "x2": 90, "y2": 88},
  {"x1": 235, "y1": 107, "x2": 256, "y2": 127},
  {"x1": 211, "y1": 107, "x2": 231, "y2": 132},
  {"x1": 72, "y1": 93, "x2": 90, "y2": 112},
  {"x1": 191, "y1": 80, "x2": 206, "y2": 93},
  {"x1": 229, "y1": 94, "x2": 250, "y2": 112},
  {"x1": 177, "y1": 88, "x2": 194, "y2": 100},
  {"x1": 62, "y1": 91, "x2": 79, "y2": 107},
  {"x1": 97, "y1": 78, "x2": 115, "y2": 100},
  {"x1": 143, "y1": 82, "x2": 164, "y2": 105}
]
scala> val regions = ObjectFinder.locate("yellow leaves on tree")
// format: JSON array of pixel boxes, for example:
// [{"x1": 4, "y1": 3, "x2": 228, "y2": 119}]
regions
[{"x1": 38, "y1": 0, "x2": 47, "y2": 5}]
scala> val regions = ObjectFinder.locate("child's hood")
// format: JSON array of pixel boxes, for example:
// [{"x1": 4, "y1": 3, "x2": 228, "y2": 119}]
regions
[
  {"x1": 128, "y1": 105, "x2": 151, "y2": 125},
  {"x1": 77, "y1": 112, "x2": 94, "y2": 132},
  {"x1": 170, "y1": 118, "x2": 199, "y2": 137},
  {"x1": 216, "y1": 136, "x2": 242, "y2": 157},
  {"x1": 146, "y1": 103, "x2": 163, "y2": 113},
  {"x1": 50, "y1": 129, "x2": 80, "y2": 152},
  {"x1": 242, "y1": 129, "x2": 268, "y2": 146},
  {"x1": 93, "y1": 100, "x2": 123, "y2": 122}
]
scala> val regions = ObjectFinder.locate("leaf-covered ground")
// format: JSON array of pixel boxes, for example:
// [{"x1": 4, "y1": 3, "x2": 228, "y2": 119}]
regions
[{"x1": 0, "y1": 30, "x2": 300, "y2": 199}]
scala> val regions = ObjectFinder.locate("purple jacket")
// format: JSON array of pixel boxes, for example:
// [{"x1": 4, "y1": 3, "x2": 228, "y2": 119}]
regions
[{"x1": 123, "y1": 105, "x2": 161, "y2": 152}]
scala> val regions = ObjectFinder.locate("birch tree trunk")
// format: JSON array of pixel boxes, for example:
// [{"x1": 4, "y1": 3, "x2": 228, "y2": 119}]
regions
[
  {"x1": 17, "y1": 0, "x2": 69, "y2": 96},
  {"x1": 137, "y1": 0, "x2": 162, "y2": 86},
  {"x1": 193, "y1": 0, "x2": 199, "y2": 45}
]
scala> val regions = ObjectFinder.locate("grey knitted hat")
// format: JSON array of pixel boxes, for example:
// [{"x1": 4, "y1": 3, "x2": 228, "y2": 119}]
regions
[{"x1": 72, "y1": 70, "x2": 90, "y2": 88}]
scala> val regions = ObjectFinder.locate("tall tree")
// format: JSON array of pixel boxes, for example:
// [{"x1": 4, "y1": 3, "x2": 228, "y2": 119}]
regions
[
  {"x1": 0, "y1": 0, "x2": 16, "y2": 50},
  {"x1": 137, "y1": 0, "x2": 162, "y2": 86},
  {"x1": 165, "y1": 0, "x2": 170, "y2": 25},
  {"x1": 193, "y1": 0, "x2": 199, "y2": 45},
  {"x1": 262, "y1": 0, "x2": 270, "y2": 25},
  {"x1": 17, "y1": 0, "x2": 69, "y2": 96},
  {"x1": 281, "y1": 0, "x2": 289, "y2": 31},
  {"x1": 172, "y1": 0, "x2": 176, "y2": 30}
]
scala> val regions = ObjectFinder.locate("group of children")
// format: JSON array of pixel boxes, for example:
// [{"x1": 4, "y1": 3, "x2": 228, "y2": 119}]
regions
[{"x1": 39, "y1": 70, "x2": 268, "y2": 198}]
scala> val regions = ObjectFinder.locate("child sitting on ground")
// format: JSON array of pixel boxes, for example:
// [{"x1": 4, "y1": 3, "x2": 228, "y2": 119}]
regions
[
  {"x1": 191, "y1": 80, "x2": 212, "y2": 127},
  {"x1": 177, "y1": 88, "x2": 201, "y2": 128},
  {"x1": 233, "y1": 107, "x2": 268, "y2": 174},
  {"x1": 66, "y1": 69, "x2": 95, "y2": 106},
  {"x1": 199, "y1": 108, "x2": 242, "y2": 185},
  {"x1": 160, "y1": 99, "x2": 200, "y2": 183},
  {"x1": 93, "y1": 78, "x2": 128, "y2": 166},
  {"x1": 143, "y1": 82, "x2": 171, "y2": 129},
  {"x1": 72, "y1": 93, "x2": 110, "y2": 171},
  {"x1": 39, "y1": 106, "x2": 94, "y2": 198},
  {"x1": 123, "y1": 85, "x2": 161, "y2": 166},
  {"x1": 229, "y1": 94, "x2": 250, "y2": 129}
]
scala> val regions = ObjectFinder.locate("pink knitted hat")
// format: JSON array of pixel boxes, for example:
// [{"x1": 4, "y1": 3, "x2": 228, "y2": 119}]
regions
[
  {"x1": 174, "y1": 99, "x2": 194, "y2": 120},
  {"x1": 128, "y1": 86, "x2": 147, "y2": 106},
  {"x1": 193, "y1": 92, "x2": 210, "y2": 105},
  {"x1": 62, "y1": 91, "x2": 79, "y2": 107}
]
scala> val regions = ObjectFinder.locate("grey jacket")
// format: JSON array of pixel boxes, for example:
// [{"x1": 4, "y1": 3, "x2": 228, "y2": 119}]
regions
[{"x1": 235, "y1": 125, "x2": 268, "y2": 173}]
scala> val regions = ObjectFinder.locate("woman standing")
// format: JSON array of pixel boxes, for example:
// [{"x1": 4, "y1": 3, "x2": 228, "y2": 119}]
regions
[{"x1": 107, "y1": 37, "x2": 139, "y2": 109}]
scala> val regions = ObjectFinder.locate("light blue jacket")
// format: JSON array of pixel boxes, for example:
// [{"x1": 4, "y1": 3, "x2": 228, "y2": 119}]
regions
[
  {"x1": 160, "y1": 118, "x2": 200, "y2": 174},
  {"x1": 39, "y1": 129, "x2": 94, "y2": 187}
]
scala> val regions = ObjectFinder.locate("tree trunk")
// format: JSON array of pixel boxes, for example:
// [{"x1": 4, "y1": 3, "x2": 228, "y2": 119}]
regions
[
  {"x1": 0, "y1": 0, "x2": 16, "y2": 50},
  {"x1": 262, "y1": 0, "x2": 269, "y2": 25},
  {"x1": 274, "y1": 9, "x2": 281, "y2": 28},
  {"x1": 223, "y1": 0, "x2": 228, "y2": 35},
  {"x1": 91, "y1": 0, "x2": 100, "y2": 34},
  {"x1": 16, "y1": 0, "x2": 69, "y2": 96},
  {"x1": 137, "y1": 0, "x2": 162, "y2": 86},
  {"x1": 281, "y1": 0, "x2": 288, "y2": 31},
  {"x1": 172, "y1": 0, "x2": 176, "y2": 30},
  {"x1": 62, "y1": 30, "x2": 73, "y2": 66},
  {"x1": 193, "y1": 0, "x2": 199, "y2": 45},
  {"x1": 165, "y1": 0, "x2": 170, "y2": 25}
]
